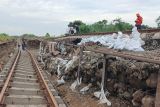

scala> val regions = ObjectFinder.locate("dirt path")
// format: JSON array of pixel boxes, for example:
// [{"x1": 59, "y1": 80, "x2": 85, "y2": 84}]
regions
[{"x1": 48, "y1": 75, "x2": 132, "y2": 107}]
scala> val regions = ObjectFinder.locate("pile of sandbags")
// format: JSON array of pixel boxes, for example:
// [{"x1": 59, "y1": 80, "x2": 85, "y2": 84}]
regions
[{"x1": 79, "y1": 27, "x2": 145, "y2": 51}]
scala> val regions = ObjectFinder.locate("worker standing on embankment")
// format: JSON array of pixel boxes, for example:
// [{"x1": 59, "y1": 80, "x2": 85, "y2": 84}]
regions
[{"x1": 135, "y1": 13, "x2": 143, "y2": 30}]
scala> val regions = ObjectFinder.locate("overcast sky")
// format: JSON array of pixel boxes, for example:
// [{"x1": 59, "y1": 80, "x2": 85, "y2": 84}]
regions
[{"x1": 0, "y1": 0, "x2": 159, "y2": 36}]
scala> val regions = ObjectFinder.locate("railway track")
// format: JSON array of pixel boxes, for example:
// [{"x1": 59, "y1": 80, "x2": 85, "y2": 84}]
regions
[
  {"x1": 54, "y1": 28, "x2": 160, "y2": 41},
  {"x1": 0, "y1": 49, "x2": 66, "y2": 107}
]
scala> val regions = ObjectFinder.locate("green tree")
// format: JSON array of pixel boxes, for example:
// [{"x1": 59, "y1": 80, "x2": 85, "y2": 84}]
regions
[
  {"x1": 141, "y1": 25, "x2": 151, "y2": 29},
  {"x1": 113, "y1": 18, "x2": 132, "y2": 31},
  {"x1": 68, "y1": 22, "x2": 73, "y2": 27},
  {"x1": 156, "y1": 16, "x2": 160, "y2": 28},
  {"x1": 0, "y1": 33, "x2": 12, "y2": 42},
  {"x1": 45, "y1": 33, "x2": 50, "y2": 37},
  {"x1": 69, "y1": 18, "x2": 133, "y2": 34},
  {"x1": 73, "y1": 20, "x2": 84, "y2": 26},
  {"x1": 79, "y1": 24, "x2": 91, "y2": 34},
  {"x1": 68, "y1": 20, "x2": 85, "y2": 27},
  {"x1": 0, "y1": 33, "x2": 9, "y2": 36}
]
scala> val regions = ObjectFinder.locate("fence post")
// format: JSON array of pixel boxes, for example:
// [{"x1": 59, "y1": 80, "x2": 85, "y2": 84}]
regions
[
  {"x1": 77, "y1": 46, "x2": 83, "y2": 82},
  {"x1": 102, "y1": 54, "x2": 107, "y2": 91}
]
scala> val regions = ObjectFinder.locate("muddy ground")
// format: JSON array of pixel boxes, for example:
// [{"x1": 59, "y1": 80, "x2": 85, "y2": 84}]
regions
[{"x1": 50, "y1": 75, "x2": 132, "y2": 107}]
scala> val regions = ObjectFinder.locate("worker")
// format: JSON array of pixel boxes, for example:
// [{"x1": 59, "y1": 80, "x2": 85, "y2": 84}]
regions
[
  {"x1": 18, "y1": 43, "x2": 20, "y2": 49},
  {"x1": 135, "y1": 13, "x2": 143, "y2": 30},
  {"x1": 22, "y1": 41, "x2": 26, "y2": 50}
]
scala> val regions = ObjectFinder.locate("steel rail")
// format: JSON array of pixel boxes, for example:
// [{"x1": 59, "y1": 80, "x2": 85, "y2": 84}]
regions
[
  {"x1": 87, "y1": 47, "x2": 160, "y2": 65},
  {"x1": 97, "y1": 47, "x2": 160, "y2": 60},
  {"x1": 27, "y1": 50, "x2": 59, "y2": 107},
  {"x1": 54, "y1": 28, "x2": 160, "y2": 41},
  {"x1": 65, "y1": 43, "x2": 160, "y2": 61},
  {"x1": 0, "y1": 50, "x2": 20, "y2": 103},
  {"x1": 72, "y1": 28, "x2": 160, "y2": 36}
]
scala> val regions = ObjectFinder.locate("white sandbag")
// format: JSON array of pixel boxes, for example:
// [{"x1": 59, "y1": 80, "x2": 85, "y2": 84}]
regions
[
  {"x1": 49, "y1": 58, "x2": 68, "y2": 76},
  {"x1": 65, "y1": 56, "x2": 79, "y2": 73},
  {"x1": 80, "y1": 83, "x2": 92, "y2": 94},
  {"x1": 94, "y1": 84, "x2": 111, "y2": 106},
  {"x1": 57, "y1": 65, "x2": 61, "y2": 77},
  {"x1": 70, "y1": 78, "x2": 82, "y2": 91},
  {"x1": 57, "y1": 76, "x2": 65, "y2": 85},
  {"x1": 78, "y1": 27, "x2": 144, "y2": 52},
  {"x1": 124, "y1": 27, "x2": 144, "y2": 51},
  {"x1": 80, "y1": 86, "x2": 90, "y2": 93},
  {"x1": 113, "y1": 32, "x2": 129, "y2": 50}
]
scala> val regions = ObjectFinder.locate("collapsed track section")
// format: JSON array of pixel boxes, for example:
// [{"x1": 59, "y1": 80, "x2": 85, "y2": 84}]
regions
[
  {"x1": 0, "y1": 50, "x2": 65, "y2": 107},
  {"x1": 41, "y1": 28, "x2": 160, "y2": 107}
]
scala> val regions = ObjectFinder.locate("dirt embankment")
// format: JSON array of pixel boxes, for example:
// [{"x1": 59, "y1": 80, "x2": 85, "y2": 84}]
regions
[{"x1": 0, "y1": 41, "x2": 16, "y2": 71}]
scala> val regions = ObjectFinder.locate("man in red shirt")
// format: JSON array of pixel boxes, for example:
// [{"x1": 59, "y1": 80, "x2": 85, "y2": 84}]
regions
[{"x1": 135, "y1": 13, "x2": 143, "y2": 30}]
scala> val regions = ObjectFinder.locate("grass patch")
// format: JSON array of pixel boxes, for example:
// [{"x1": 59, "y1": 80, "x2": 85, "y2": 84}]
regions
[{"x1": 0, "y1": 33, "x2": 13, "y2": 42}]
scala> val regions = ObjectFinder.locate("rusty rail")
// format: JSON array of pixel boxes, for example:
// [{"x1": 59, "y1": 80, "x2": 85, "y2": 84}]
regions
[
  {"x1": 73, "y1": 28, "x2": 160, "y2": 36},
  {"x1": 64, "y1": 43, "x2": 160, "y2": 64},
  {"x1": 27, "y1": 50, "x2": 59, "y2": 107},
  {"x1": 54, "y1": 28, "x2": 160, "y2": 41},
  {"x1": 0, "y1": 50, "x2": 20, "y2": 103},
  {"x1": 0, "y1": 49, "x2": 59, "y2": 107},
  {"x1": 87, "y1": 47, "x2": 160, "y2": 64}
]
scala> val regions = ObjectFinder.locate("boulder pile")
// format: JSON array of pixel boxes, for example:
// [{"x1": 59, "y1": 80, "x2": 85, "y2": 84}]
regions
[{"x1": 38, "y1": 45, "x2": 158, "y2": 106}]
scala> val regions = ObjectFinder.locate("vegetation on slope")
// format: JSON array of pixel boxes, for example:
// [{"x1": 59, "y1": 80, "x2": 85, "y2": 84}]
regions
[
  {"x1": 0, "y1": 33, "x2": 13, "y2": 42},
  {"x1": 68, "y1": 18, "x2": 153, "y2": 34}
]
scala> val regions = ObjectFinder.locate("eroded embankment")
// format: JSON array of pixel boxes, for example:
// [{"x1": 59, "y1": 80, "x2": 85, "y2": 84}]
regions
[
  {"x1": 35, "y1": 31, "x2": 160, "y2": 107},
  {"x1": 38, "y1": 46, "x2": 159, "y2": 107},
  {"x1": 0, "y1": 41, "x2": 16, "y2": 72}
]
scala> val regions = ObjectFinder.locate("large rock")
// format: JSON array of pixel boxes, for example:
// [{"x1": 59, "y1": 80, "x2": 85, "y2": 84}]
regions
[
  {"x1": 132, "y1": 90, "x2": 145, "y2": 107},
  {"x1": 142, "y1": 95, "x2": 155, "y2": 107},
  {"x1": 65, "y1": 56, "x2": 79, "y2": 74},
  {"x1": 146, "y1": 73, "x2": 158, "y2": 88},
  {"x1": 152, "y1": 32, "x2": 160, "y2": 39}
]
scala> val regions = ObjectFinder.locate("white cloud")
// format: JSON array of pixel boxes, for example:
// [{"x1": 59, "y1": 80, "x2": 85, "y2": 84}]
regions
[{"x1": 0, "y1": 0, "x2": 159, "y2": 35}]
